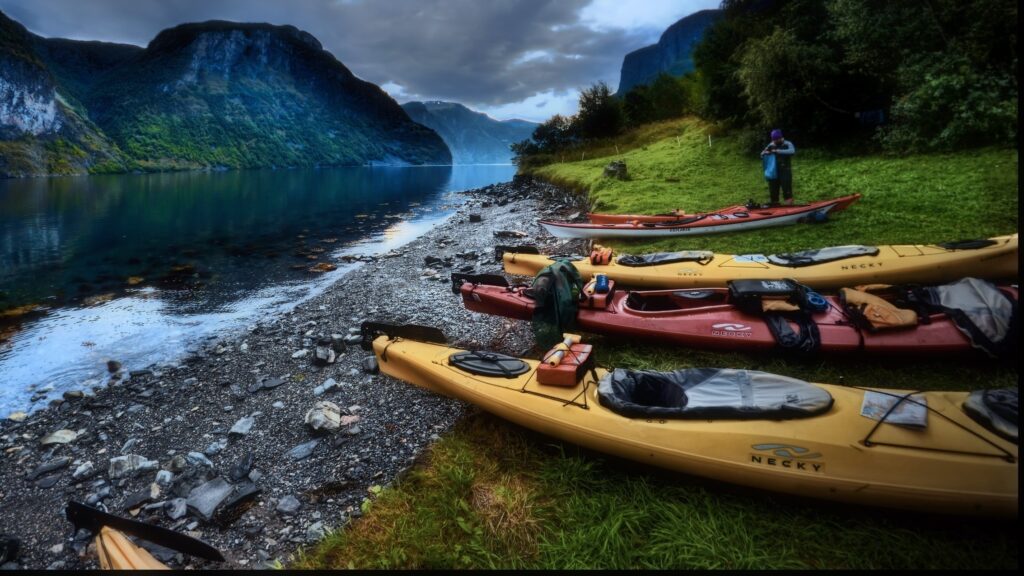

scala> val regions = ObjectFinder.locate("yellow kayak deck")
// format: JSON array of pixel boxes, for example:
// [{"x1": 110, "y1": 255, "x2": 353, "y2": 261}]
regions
[
  {"x1": 503, "y1": 234, "x2": 1018, "y2": 289},
  {"x1": 373, "y1": 335, "x2": 1018, "y2": 517}
]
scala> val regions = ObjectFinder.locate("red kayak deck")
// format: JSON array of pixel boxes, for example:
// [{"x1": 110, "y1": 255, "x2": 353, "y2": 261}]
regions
[
  {"x1": 585, "y1": 194, "x2": 861, "y2": 225},
  {"x1": 457, "y1": 280, "x2": 1017, "y2": 355}
]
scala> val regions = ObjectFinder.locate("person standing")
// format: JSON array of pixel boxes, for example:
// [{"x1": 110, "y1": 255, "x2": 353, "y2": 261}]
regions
[{"x1": 760, "y1": 129, "x2": 796, "y2": 205}]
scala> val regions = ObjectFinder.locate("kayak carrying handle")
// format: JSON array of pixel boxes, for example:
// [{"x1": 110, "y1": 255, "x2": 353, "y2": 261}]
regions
[
  {"x1": 360, "y1": 321, "x2": 447, "y2": 351},
  {"x1": 450, "y1": 273, "x2": 510, "y2": 295}
]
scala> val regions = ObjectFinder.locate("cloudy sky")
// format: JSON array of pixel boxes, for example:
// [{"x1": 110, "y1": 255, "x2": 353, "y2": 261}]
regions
[{"x1": 0, "y1": 0, "x2": 719, "y2": 122}]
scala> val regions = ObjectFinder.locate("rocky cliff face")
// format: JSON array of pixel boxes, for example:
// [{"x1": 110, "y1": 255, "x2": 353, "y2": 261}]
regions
[
  {"x1": 0, "y1": 11, "x2": 130, "y2": 176},
  {"x1": 0, "y1": 12, "x2": 451, "y2": 177},
  {"x1": 617, "y1": 9, "x2": 722, "y2": 95},
  {"x1": 402, "y1": 101, "x2": 536, "y2": 164}
]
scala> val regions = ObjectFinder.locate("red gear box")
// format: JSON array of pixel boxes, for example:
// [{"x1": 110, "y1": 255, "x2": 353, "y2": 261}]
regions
[{"x1": 537, "y1": 343, "x2": 594, "y2": 387}]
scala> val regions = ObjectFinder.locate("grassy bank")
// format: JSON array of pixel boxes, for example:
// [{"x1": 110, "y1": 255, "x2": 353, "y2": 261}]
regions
[
  {"x1": 295, "y1": 411, "x2": 1017, "y2": 570},
  {"x1": 533, "y1": 118, "x2": 1017, "y2": 255},
  {"x1": 295, "y1": 118, "x2": 1018, "y2": 569}
]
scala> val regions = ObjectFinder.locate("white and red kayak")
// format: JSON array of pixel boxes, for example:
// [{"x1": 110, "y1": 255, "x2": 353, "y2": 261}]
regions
[{"x1": 542, "y1": 193, "x2": 861, "y2": 239}]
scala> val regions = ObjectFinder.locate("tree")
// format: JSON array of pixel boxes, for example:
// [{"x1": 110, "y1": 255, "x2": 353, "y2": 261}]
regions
[
  {"x1": 530, "y1": 114, "x2": 576, "y2": 152},
  {"x1": 623, "y1": 85, "x2": 655, "y2": 127},
  {"x1": 575, "y1": 82, "x2": 624, "y2": 140},
  {"x1": 736, "y1": 27, "x2": 844, "y2": 137},
  {"x1": 648, "y1": 73, "x2": 689, "y2": 121},
  {"x1": 829, "y1": 0, "x2": 1018, "y2": 150}
]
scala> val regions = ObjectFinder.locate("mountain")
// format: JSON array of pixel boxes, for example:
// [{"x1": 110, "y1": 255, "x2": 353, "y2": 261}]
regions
[
  {"x1": 0, "y1": 11, "x2": 135, "y2": 176},
  {"x1": 401, "y1": 101, "x2": 537, "y2": 164},
  {"x1": 0, "y1": 11, "x2": 451, "y2": 177},
  {"x1": 616, "y1": 9, "x2": 723, "y2": 95}
]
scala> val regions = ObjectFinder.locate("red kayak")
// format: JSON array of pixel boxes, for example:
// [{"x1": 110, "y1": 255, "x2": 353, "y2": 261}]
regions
[
  {"x1": 452, "y1": 274, "x2": 1018, "y2": 356},
  {"x1": 544, "y1": 194, "x2": 862, "y2": 239},
  {"x1": 587, "y1": 195, "x2": 860, "y2": 225}
]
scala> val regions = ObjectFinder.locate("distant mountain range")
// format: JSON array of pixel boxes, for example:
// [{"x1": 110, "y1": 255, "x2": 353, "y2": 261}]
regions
[
  {"x1": 617, "y1": 9, "x2": 722, "y2": 95},
  {"x1": 0, "y1": 11, "x2": 450, "y2": 177},
  {"x1": 401, "y1": 101, "x2": 536, "y2": 164}
]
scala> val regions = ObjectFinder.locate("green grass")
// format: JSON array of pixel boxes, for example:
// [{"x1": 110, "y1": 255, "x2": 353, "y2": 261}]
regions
[
  {"x1": 294, "y1": 412, "x2": 1017, "y2": 570},
  {"x1": 533, "y1": 117, "x2": 1018, "y2": 255},
  {"x1": 292, "y1": 116, "x2": 1018, "y2": 570}
]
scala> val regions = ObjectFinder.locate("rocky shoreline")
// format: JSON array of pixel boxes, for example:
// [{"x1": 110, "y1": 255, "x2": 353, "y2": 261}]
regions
[{"x1": 0, "y1": 176, "x2": 589, "y2": 570}]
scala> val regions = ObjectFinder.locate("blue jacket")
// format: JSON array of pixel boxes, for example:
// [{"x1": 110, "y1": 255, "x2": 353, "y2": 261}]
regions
[{"x1": 762, "y1": 139, "x2": 795, "y2": 175}]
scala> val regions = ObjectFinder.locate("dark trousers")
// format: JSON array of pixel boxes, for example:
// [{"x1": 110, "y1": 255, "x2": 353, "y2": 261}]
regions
[{"x1": 768, "y1": 171, "x2": 793, "y2": 204}]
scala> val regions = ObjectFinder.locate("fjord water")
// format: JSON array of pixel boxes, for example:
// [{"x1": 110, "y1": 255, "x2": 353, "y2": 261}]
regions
[{"x1": 0, "y1": 165, "x2": 515, "y2": 413}]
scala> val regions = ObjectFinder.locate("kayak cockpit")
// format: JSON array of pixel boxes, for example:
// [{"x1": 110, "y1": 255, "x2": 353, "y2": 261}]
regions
[
  {"x1": 624, "y1": 289, "x2": 728, "y2": 312},
  {"x1": 598, "y1": 368, "x2": 834, "y2": 420}
]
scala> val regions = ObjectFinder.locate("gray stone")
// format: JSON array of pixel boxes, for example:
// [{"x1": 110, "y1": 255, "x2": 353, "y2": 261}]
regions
[
  {"x1": 107, "y1": 360, "x2": 122, "y2": 373},
  {"x1": 27, "y1": 457, "x2": 70, "y2": 480},
  {"x1": 329, "y1": 335, "x2": 347, "y2": 353},
  {"x1": 271, "y1": 401, "x2": 285, "y2": 409},
  {"x1": 72, "y1": 461, "x2": 96, "y2": 482},
  {"x1": 166, "y1": 498, "x2": 188, "y2": 520},
  {"x1": 186, "y1": 477, "x2": 233, "y2": 521},
  {"x1": 228, "y1": 452, "x2": 255, "y2": 483},
  {"x1": 40, "y1": 429, "x2": 78, "y2": 445},
  {"x1": 109, "y1": 455, "x2": 159, "y2": 479},
  {"x1": 35, "y1": 474, "x2": 62, "y2": 488},
  {"x1": 186, "y1": 452, "x2": 214, "y2": 468},
  {"x1": 155, "y1": 470, "x2": 174, "y2": 487},
  {"x1": 361, "y1": 356, "x2": 379, "y2": 374},
  {"x1": 286, "y1": 440, "x2": 319, "y2": 461},
  {"x1": 276, "y1": 495, "x2": 301, "y2": 515},
  {"x1": 169, "y1": 454, "x2": 187, "y2": 472},
  {"x1": 124, "y1": 483, "x2": 161, "y2": 510},
  {"x1": 312, "y1": 378, "x2": 338, "y2": 396},
  {"x1": 306, "y1": 521, "x2": 326, "y2": 542},
  {"x1": 220, "y1": 483, "x2": 262, "y2": 514},
  {"x1": 249, "y1": 376, "x2": 285, "y2": 393},
  {"x1": 121, "y1": 438, "x2": 139, "y2": 454},
  {"x1": 291, "y1": 349, "x2": 310, "y2": 360},
  {"x1": 229, "y1": 416, "x2": 254, "y2": 437},
  {"x1": 304, "y1": 401, "x2": 341, "y2": 433},
  {"x1": 313, "y1": 345, "x2": 336, "y2": 366},
  {"x1": 205, "y1": 438, "x2": 228, "y2": 456}
]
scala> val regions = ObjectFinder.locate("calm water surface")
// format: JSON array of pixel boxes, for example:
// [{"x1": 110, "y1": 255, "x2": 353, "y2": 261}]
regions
[{"x1": 0, "y1": 165, "x2": 515, "y2": 413}]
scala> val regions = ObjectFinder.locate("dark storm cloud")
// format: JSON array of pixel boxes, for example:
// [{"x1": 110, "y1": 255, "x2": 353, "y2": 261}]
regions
[{"x1": 0, "y1": 0, "x2": 657, "y2": 107}]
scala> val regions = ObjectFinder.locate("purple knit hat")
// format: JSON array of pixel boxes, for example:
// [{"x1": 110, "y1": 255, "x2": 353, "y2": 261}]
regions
[{"x1": 770, "y1": 129, "x2": 783, "y2": 140}]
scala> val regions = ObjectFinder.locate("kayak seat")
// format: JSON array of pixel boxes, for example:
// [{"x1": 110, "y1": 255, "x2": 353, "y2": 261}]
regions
[
  {"x1": 646, "y1": 215, "x2": 706, "y2": 228},
  {"x1": 767, "y1": 245, "x2": 879, "y2": 267},
  {"x1": 963, "y1": 388, "x2": 1018, "y2": 444},
  {"x1": 449, "y1": 351, "x2": 530, "y2": 378},
  {"x1": 598, "y1": 368, "x2": 834, "y2": 419}
]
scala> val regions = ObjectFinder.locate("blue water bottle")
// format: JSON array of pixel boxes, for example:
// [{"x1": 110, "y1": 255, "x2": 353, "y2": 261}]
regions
[{"x1": 595, "y1": 273, "x2": 609, "y2": 294}]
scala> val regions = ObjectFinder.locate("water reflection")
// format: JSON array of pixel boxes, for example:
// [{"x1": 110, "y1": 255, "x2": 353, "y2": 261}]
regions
[{"x1": 0, "y1": 165, "x2": 515, "y2": 412}]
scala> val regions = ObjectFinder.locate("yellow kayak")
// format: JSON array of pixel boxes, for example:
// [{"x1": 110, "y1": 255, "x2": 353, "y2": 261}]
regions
[
  {"x1": 96, "y1": 527, "x2": 168, "y2": 570},
  {"x1": 363, "y1": 324, "x2": 1018, "y2": 517},
  {"x1": 501, "y1": 234, "x2": 1018, "y2": 289}
]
